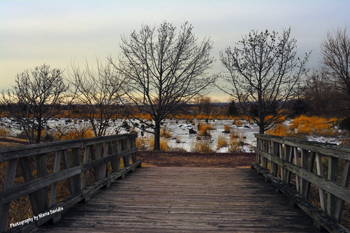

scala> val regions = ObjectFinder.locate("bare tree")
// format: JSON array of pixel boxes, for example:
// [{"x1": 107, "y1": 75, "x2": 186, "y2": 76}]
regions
[
  {"x1": 303, "y1": 70, "x2": 342, "y2": 116},
  {"x1": 69, "y1": 60, "x2": 129, "y2": 137},
  {"x1": 1, "y1": 64, "x2": 69, "y2": 143},
  {"x1": 199, "y1": 97, "x2": 212, "y2": 116},
  {"x1": 321, "y1": 26, "x2": 350, "y2": 109},
  {"x1": 109, "y1": 21, "x2": 216, "y2": 150},
  {"x1": 219, "y1": 28, "x2": 310, "y2": 133}
]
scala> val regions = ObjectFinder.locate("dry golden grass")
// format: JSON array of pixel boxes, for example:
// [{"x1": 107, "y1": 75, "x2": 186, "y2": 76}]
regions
[
  {"x1": 224, "y1": 124, "x2": 231, "y2": 132},
  {"x1": 228, "y1": 130, "x2": 244, "y2": 152},
  {"x1": 267, "y1": 116, "x2": 339, "y2": 138},
  {"x1": 289, "y1": 115, "x2": 338, "y2": 137},
  {"x1": 54, "y1": 128, "x2": 94, "y2": 141},
  {"x1": 198, "y1": 123, "x2": 212, "y2": 137},
  {"x1": 233, "y1": 119, "x2": 243, "y2": 126},
  {"x1": 135, "y1": 135, "x2": 170, "y2": 151},
  {"x1": 160, "y1": 128, "x2": 172, "y2": 138},
  {"x1": 0, "y1": 127, "x2": 8, "y2": 136},
  {"x1": 217, "y1": 136, "x2": 228, "y2": 149},
  {"x1": 191, "y1": 140, "x2": 213, "y2": 153},
  {"x1": 267, "y1": 124, "x2": 289, "y2": 137}
]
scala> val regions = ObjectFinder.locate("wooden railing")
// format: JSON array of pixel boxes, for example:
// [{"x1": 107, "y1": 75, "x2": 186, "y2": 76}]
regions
[
  {"x1": 253, "y1": 133, "x2": 350, "y2": 233},
  {"x1": 0, "y1": 133, "x2": 140, "y2": 233}
]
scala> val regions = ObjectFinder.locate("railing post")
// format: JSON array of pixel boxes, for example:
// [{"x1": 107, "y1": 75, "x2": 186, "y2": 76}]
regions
[
  {"x1": 110, "y1": 141, "x2": 120, "y2": 173},
  {"x1": 123, "y1": 139, "x2": 130, "y2": 168},
  {"x1": 131, "y1": 136, "x2": 136, "y2": 164},
  {"x1": 300, "y1": 149, "x2": 309, "y2": 198},
  {"x1": 315, "y1": 153, "x2": 327, "y2": 212},
  {"x1": 0, "y1": 159, "x2": 17, "y2": 232},
  {"x1": 71, "y1": 148, "x2": 81, "y2": 194},
  {"x1": 35, "y1": 153, "x2": 48, "y2": 212},
  {"x1": 19, "y1": 157, "x2": 41, "y2": 215},
  {"x1": 256, "y1": 138, "x2": 261, "y2": 165},
  {"x1": 334, "y1": 160, "x2": 350, "y2": 221},
  {"x1": 81, "y1": 146, "x2": 90, "y2": 190},
  {"x1": 50, "y1": 151, "x2": 62, "y2": 207},
  {"x1": 327, "y1": 157, "x2": 339, "y2": 219},
  {"x1": 272, "y1": 142, "x2": 279, "y2": 177}
]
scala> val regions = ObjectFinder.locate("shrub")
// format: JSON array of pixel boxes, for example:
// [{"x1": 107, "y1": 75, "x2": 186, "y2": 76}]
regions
[
  {"x1": 217, "y1": 136, "x2": 228, "y2": 149},
  {"x1": 0, "y1": 127, "x2": 8, "y2": 136},
  {"x1": 228, "y1": 130, "x2": 244, "y2": 152},
  {"x1": 289, "y1": 115, "x2": 337, "y2": 137},
  {"x1": 136, "y1": 135, "x2": 170, "y2": 151},
  {"x1": 159, "y1": 138, "x2": 170, "y2": 151},
  {"x1": 233, "y1": 120, "x2": 243, "y2": 126},
  {"x1": 339, "y1": 116, "x2": 350, "y2": 133},
  {"x1": 136, "y1": 134, "x2": 153, "y2": 151},
  {"x1": 191, "y1": 140, "x2": 213, "y2": 153},
  {"x1": 223, "y1": 124, "x2": 230, "y2": 133},
  {"x1": 56, "y1": 128, "x2": 94, "y2": 141},
  {"x1": 198, "y1": 123, "x2": 212, "y2": 137},
  {"x1": 267, "y1": 124, "x2": 289, "y2": 137},
  {"x1": 160, "y1": 128, "x2": 172, "y2": 138}
]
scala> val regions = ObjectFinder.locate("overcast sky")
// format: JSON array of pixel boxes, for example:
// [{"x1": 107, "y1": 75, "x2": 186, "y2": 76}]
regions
[{"x1": 0, "y1": 0, "x2": 349, "y2": 101}]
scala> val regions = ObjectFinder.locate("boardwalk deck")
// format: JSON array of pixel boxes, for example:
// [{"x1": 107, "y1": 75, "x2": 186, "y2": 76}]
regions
[{"x1": 33, "y1": 167, "x2": 319, "y2": 232}]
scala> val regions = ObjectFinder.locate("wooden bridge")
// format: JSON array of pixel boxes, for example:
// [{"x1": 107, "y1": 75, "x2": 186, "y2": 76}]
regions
[{"x1": 0, "y1": 133, "x2": 349, "y2": 232}]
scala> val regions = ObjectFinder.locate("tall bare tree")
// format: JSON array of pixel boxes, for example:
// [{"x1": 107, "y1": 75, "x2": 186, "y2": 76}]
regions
[
  {"x1": 321, "y1": 26, "x2": 350, "y2": 109},
  {"x1": 69, "y1": 60, "x2": 129, "y2": 137},
  {"x1": 109, "y1": 21, "x2": 216, "y2": 150},
  {"x1": 220, "y1": 28, "x2": 310, "y2": 133},
  {"x1": 1, "y1": 64, "x2": 69, "y2": 143}
]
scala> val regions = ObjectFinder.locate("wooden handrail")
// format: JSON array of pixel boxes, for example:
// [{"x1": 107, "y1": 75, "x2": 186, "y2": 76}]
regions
[
  {"x1": 253, "y1": 133, "x2": 350, "y2": 233},
  {"x1": 0, "y1": 133, "x2": 140, "y2": 233}
]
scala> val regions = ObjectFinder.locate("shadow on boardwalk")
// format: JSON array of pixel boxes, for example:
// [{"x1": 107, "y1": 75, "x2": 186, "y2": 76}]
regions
[{"x1": 33, "y1": 167, "x2": 319, "y2": 233}]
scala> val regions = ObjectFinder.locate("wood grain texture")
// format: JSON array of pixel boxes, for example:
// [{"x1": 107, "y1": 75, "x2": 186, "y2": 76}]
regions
[{"x1": 33, "y1": 167, "x2": 319, "y2": 233}]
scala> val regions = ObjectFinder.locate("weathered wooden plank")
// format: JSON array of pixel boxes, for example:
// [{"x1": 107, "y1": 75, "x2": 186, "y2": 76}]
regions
[
  {"x1": 255, "y1": 147, "x2": 350, "y2": 204},
  {"x1": 31, "y1": 167, "x2": 319, "y2": 233},
  {"x1": 0, "y1": 159, "x2": 17, "y2": 232},
  {"x1": 0, "y1": 133, "x2": 137, "y2": 162}
]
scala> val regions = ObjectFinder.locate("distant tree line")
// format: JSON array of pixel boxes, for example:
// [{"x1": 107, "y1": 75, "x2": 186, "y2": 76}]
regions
[{"x1": 0, "y1": 22, "x2": 349, "y2": 149}]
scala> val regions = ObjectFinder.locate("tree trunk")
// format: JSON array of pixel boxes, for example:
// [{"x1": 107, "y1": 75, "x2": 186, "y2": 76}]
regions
[
  {"x1": 259, "y1": 124, "x2": 264, "y2": 134},
  {"x1": 153, "y1": 121, "x2": 161, "y2": 151}
]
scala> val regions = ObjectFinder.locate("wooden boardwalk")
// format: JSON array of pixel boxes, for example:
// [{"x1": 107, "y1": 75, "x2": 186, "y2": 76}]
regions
[{"x1": 33, "y1": 167, "x2": 319, "y2": 233}]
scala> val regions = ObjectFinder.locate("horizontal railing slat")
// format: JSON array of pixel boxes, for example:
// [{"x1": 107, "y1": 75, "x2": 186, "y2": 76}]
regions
[
  {"x1": 0, "y1": 133, "x2": 140, "y2": 233},
  {"x1": 0, "y1": 147, "x2": 137, "y2": 206},
  {"x1": 0, "y1": 133, "x2": 137, "y2": 162},
  {"x1": 254, "y1": 133, "x2": 350, "y2": 233},
  {"x1": 255, "y1": 134, "x2": 350, "y2": 161},
  {"x1": 255, "y1": 147, "x2": 350, "y2": 203}
]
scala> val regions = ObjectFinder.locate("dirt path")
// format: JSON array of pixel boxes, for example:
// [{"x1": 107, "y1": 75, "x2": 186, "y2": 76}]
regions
[{"x1": 136, "y1": 151, "x2": 256, "y2": 167}]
